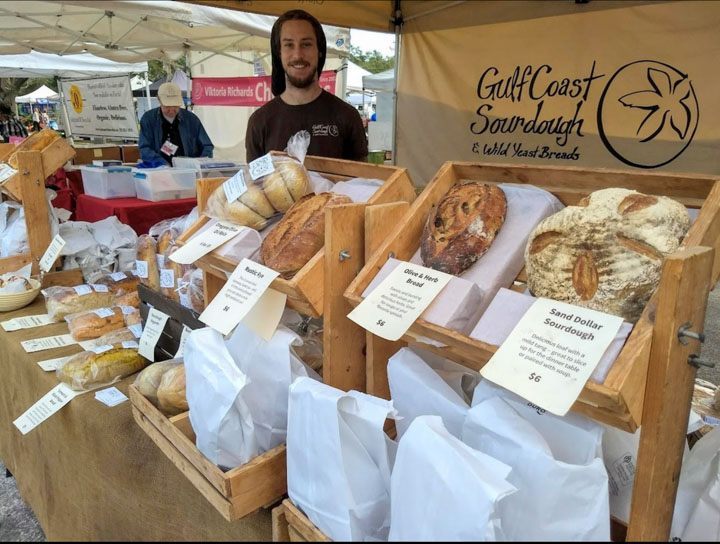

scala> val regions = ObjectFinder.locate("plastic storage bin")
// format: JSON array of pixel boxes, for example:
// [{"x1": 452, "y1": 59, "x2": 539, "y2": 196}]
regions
[
  {"x1": 172, "y1": 156, "x2": 242, "y2": 180},
  {"x1": 80, "y1": 165, "x2": 136, "y2": 199},
  {"x1": 133, "y1": 168, "x2": 197, "y2": 202}
]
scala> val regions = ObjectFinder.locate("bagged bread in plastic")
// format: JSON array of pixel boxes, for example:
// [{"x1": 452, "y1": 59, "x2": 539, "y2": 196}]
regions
[
  {"x1": 43, "y1": 283, "x2": 115, "y2": 321},
  {"x1": 93, "y1": 271, "x2": 138, "y2": 296},
  {"x1": 135, "y1": 359, "x2": 182, "y2": 408},
  {"x1": 66, "y1": 306, "x2": 125, "y2": 340},
  {"x1": 160, "y1": 243, "x2": 191, "y2": 302},
  {"x1": 57, "y1": 344, "x2": 147, "y2": 391},
  {"x1": 114, "y1": 290, "x2": 139, "y2": 308},
  {"x1": 157, "y1": 364, "x2": 188, "y2": 416},
  {"x1": 135, "y1": 234, "x2": 160, "y2": 291},
  {"x1": 178, "y1": 268, "x2": 204, "y2": 312}
]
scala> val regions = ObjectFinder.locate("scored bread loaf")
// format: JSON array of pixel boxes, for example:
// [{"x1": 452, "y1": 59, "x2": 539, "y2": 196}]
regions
[
  {"x1": 421, "y1": 182, "x2": 507, "y2": 275},
  {"x1": 206, "y1": 182, "x2": 276, "y2": 230},
  {"x1": 524, "y1": 188, "x2": 690, "y2": 322},
  {"x1": 66, "y1": 307, "x2": 126, "y2": 341},
  {"x1": 156, "y1": 228, "x2": 175, "y2": 257},
  {"x1": 136, "y1": 234, "x2": 160, "y2": 291},
  {"x1": 45, "y1": 285, "x2": 115, "y2": 321},
  {"x1": 260, "y1": 192, "x2": 352, "y2": 279},
  {"x1": 262, "y1": 160, "x2": 311, "y2": 213},
  {"x1": 157, "y1": 364, "x2": 188, "y2": 416}
]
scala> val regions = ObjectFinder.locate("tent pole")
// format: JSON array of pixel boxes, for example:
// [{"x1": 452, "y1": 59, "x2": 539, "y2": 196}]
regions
[
  {"x1": 57, "y1": 78, "x2": 74, "y2": 145},
  {"x1": 144, "y1": 71, "x2": 151, "y2": 111},
  {"x1": 185, "y1": 47, "x2": 191, "y2": 110},
  {"x1": 391, "y1": 3, "x2": 402, "y2": 166}
]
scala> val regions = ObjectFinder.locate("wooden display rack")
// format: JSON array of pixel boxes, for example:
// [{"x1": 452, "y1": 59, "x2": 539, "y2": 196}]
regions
[
  {"x1": 345, "y1": 162, "x2": 720, "y2": 433},
  {"x1": 129, "y1": 158, "x2": 417, "y2": 521},
  {"x1": 272, "y1": 499, "x2": 329, "y2": 542},
  {"x1": 0, "y1": 138, "x2": 76, "y2": 277}
]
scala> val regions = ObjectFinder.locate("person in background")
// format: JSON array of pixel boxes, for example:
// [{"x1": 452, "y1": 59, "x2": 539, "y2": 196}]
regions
[
  {"x1": 138, "y1": 82, "x2": 213, "y2": 165},
  {"x1": 0, "y1": 104, "x2": 28, "y2": 142},
  {"x1": 370, "y1": 104, "x2": 377, "y2": 122},
  {"x1": 32, "y1": 107, "x2": 40, "y2": 132},
  {"x1": 41, "y1": 110, "x2": 49, "y2": 128},
  {"x1": 245, "y1": 9, "x2": 367, "y2": 162}
]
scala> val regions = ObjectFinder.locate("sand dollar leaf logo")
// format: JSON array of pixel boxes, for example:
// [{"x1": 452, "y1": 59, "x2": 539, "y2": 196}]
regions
[{"x1": 618, "y1": 68, "x2": 692, "y2": 142}]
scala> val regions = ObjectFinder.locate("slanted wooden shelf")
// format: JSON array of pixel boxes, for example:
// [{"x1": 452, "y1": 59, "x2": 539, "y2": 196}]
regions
[
  {"x1": 345, "y1": 162, "x2": 720, "y2": 432},
  {"x1": 272, "y1": 499, "x2": 330, "y2": 542}
]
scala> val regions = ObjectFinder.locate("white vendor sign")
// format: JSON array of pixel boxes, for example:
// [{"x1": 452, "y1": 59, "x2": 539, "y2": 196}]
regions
[{"x1": 61, "y1": 76, "x2": 138, "y2": 138}]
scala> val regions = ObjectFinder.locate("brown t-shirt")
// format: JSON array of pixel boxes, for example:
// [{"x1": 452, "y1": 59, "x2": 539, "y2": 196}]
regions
[{"x1": 245, "y1": 90, "x2": 368, "y2": 162}]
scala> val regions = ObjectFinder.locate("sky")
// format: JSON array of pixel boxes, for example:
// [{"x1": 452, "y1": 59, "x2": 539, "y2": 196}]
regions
[{"x1": 350, "y1": 29, "x2": 396, "y2": 57}]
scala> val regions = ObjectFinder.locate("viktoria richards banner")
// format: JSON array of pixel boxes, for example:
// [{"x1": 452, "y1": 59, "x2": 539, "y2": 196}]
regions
[{"x1": 192, "y1": 71, "x2": 337, "y2": 107}]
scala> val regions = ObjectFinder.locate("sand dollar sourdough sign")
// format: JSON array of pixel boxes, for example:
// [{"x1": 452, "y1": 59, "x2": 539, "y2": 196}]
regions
[
  {"x1": 597, "y1": 60, "x2": 699, "y2": 168},
  {"x1": 524, "y1": 188, "x2": 690, "y2": 323}
]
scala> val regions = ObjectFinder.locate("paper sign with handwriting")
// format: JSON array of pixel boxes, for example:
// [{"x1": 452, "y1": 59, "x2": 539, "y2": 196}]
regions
[
  {"x1": 138, "y1": 308, "x2": 169, "y2": 361},
  {"x1": 39, "y1": 234, "x2": 66, "y2": 273},
  {"x1": 223, "y1": 170, "x2": 247, "y2": 202},
  {"x1": 37, "y1": 355, "x2": 74, "y2": 372},
  {"x1": 347, "y1": 262, "x2": 452, "y2": 341},
  {"x1": 2, "y1": 314, "x2": 53, "y2": 331},
  {"x1": 200, "y1": 258, "x2": 279, "y2": 336},
  {"x1": 13, "y1": 383, "x2": 85, "y2": 434},
  {"x1": 480, "y1": 298, "x2": 623, "y2": 416},
  {"x1": 174, "y1": 325, "x2": 192, "y2": 358},
  {"x1": 22, "y1": 333, "x2": 76, "y2": 353},
  {"x1": 169, "y1": 221, "x2": 244, "y2": 265}
]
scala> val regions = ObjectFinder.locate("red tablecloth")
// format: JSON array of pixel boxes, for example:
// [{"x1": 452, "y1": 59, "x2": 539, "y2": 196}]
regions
[{"x1": 75, "y1": 194, "x2": 197, "y2": 235}]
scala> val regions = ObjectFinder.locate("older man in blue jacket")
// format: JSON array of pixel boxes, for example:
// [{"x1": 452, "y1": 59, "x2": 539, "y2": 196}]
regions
[{"x1": 139, "y1": 82, "x2": 213, "y2": 164}]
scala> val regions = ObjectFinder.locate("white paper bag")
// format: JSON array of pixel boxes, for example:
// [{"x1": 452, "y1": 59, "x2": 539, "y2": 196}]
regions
[
  {"x1": 184, "y1": 327, "x2": 258, "y2": 470},
  {"x1": 463, "y1": 383, "x2": 610, "y2": 541},
  {"x1": 287, "y1": 377, "x2": 397, "y2": 542},
  {"x1": 671, "y1": 425, "x2": 720, "y2": 541},
  {"x1": 388, "y1": 347, "x2": 478, "y2": 439},
  {"x1": 225, "y1": 322, "x2": 319, "y2": 452},
  {"x1": 389, "y1": 415, "x2": 516, "y2": 541}
]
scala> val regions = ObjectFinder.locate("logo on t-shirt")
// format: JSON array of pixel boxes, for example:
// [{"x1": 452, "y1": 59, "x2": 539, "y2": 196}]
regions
[{"x1": 312, "y1": 124, "x2": 339, "y2": 137}]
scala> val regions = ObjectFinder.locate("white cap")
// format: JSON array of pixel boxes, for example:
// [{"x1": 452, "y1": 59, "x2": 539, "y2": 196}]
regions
[{"x1": 157, "y1": 82, "x2": 183, "y2": 107}]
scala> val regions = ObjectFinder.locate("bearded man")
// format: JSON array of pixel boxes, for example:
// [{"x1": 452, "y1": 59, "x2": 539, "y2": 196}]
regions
[{"x1": 245, "y1": 10, "x2": 367, "y2": 162}]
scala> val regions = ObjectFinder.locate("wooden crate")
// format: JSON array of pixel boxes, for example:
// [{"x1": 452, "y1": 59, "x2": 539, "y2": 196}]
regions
[
  {"x1": 129, "y1": 385, "x2": 287, "y2": 521},
  {"x1": 272, "y1": 499, "x2": 330, "y2": 542},
  {"x1": 176, "y1": 154, "x2": 416, "y2": 318},
  {"x1": 345, "y1": 162, "x2": 720, "y2": 432}
]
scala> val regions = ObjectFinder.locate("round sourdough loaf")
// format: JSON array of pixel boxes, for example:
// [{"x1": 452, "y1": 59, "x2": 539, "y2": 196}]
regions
[
  {"x1": 524, "y1": 188, "x2": 690, "y2": 322},
  {"x1": 206, "y1": 182, "x2": 275, "y2": 230},
  {"x1": 262, "y1": 160, "x2": 311, "y2": 213},
  {"x1": 260, "y1": 192, "x2": 352, "y2": 279},
  {"x1": 421, "y1": 182, "x2": 507, "y2": 275}
]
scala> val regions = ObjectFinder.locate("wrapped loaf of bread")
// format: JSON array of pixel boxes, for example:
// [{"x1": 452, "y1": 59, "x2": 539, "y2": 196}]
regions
[
  {"x1": 114, "y1": 290, "x2": 139, "y2": 308},
  {"x1": 66, "y1": 307, "x2": 126, "y2": 340},
  {"x1": 57, "y1": 346, "x2": 147, "y2": 391},
  {"x1": 160, "y1": 244, "x2": 191, "y2": 302},
  {"x1": 421, "y1": 182, "x2": 507, "y2": 275},
  {"x1": 44, "y1": 284, "x2": 115, "y2": 321},
  {"x1": 206, "y1": 181, "x2": 276, "y2": 230},
  {"x1": 96, "y1": 326, "x2": 140, "y2": 347},
  {"x1": 262, "y1": 160, "x2": 311, "y2": 213},
  {"x1": 94, "y1": 271, "x2": 138, "y2": 296},
  {"x1": 260, "y1": 192, "x2": 352, "y2": 279},
  {"x1": 157, "y1": 364, "x2": 188, "y2": 416},
  {"x1": 0, "y1": 275, "x2": 33, "y2": 294},
  {"x1": 178, "y1": 268, "x2": 204, "y2": 312},
  {"x1": 135, "y1": 360, "x2": 182, "y2": 408},
  {"x1": 4, "y1": 129, "x2": 61, "y2": 168},
  {"x1": 136, "y1": 234, "x2": 160, "y2": 291},
  {"x1": 524, "y1": 188, "x2": 690, "y2": 322}
]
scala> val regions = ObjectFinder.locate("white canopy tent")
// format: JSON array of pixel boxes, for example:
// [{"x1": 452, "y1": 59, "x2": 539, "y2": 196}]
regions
[
  {"x1": 15, "y1": 84, "x2": 59, "y2": 103},
  {"x1": 0, "y1": 50, "x2": 147, "y2": 78},
  {"x1": 362, "y1": 68, "x2": 394, "y2": 92}
]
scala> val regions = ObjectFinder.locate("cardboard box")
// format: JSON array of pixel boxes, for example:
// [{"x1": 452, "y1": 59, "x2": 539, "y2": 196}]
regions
[{"x1": 72, "y1": 145, "x2": 121, "y2": 165}]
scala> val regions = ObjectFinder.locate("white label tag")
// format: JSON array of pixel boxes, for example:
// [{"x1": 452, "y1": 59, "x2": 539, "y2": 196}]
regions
[
  {"x1": 179, "y1": 292, "x2": 190, "y2": 309},
  {"x1": 160, "y1": 140, "x2": 179, "y2": 156},
  {"x1": 94, "y1": 387, "x2": 128, "y2": 407},
  {"x1": 22, "y1": 333, "x2": 77, "y2": 353},
  {"x1": 128, "y1": 323, "x2": 143, "y2": 338},
  {"x1": 0, "y1": 163, "x2": 18, "y2": 183},
  {"x1": 135, "y1": 260, "x2": 148, "y2": 279},
  {"x1": 122, "y1": 340, "x2": 139, "y2": 349},
  {"x1": 480, "y1": 298, "x2": 624, "y2": 416},
  {"x1": 222, "y1": 170, "x2": 248, "y2": 202},
  {"x1": 93, "y1": 308, "x2": 115, "y2": 319},
  {"x1": 110, "y1": 272, "x2": 127, "y2": 281},
  {"x1": 37, "y1": 355, "x2": 74, "y2": 372},
  {"x1": 39, "y1": 234, "x2": 66, "y2": 273},
  {"x1": 2, "y1": 314, "x2": 53, "y2": 331},
  {"x1": 89, "y1": 283, "x2": 109, "y2": 293},
  {"x1": 156, "y1": 254, "x2": 166, "y2": 269},
  {"x1": 73, "y1": 285, "x2": 92, "y2": 296},
  {"x1": 174, "y1": 325, "x2": 192, "y2": 358},
  {"x1": 347, "y1": 262, "x2": 452, "y2": 342},
  {"x1": 90, "y1": 344, "x2": 114, "y2": 354},
  {"x1": 119, "y1": 305, "x2": 135, "y2": 316},
  {"x1": 200, "y1": 258, "x2": 280, "y2": 336},
  {"x1": 138, "y1": 308, "x2": 170, "y2": 361},
  {"x1": 248, "y1": 153, "x2": 275, "y2": 180},
  {"x1": 13, "y1": 383, "x2": 84, "y2": 435},
  {"x1": 169, "y1": 221, "x2": 244, "y2": 265},
  {"x1": 160, "y1": 269, "x2": 175, "y2": 289}
]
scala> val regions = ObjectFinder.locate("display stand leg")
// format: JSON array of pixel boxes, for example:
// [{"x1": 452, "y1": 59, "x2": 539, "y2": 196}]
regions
[
  {"x1": 323, "y1": 203, "x2": 368, "y2": 392},
  {"x1": 364, "y1": 202, "x2": 410, "y2": 399},
  {"x1": 17, "y1": 150, "x2": 52, "y2": 275},
  {"x1": 627, "y1": 246, "x2": 714, "y2": 541}
]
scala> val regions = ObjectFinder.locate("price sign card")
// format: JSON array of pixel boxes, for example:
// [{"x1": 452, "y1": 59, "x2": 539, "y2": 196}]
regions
[
  {"x1": 13, "y1": 383, "x2": 85, "y2": 435},
  {"x1": 169, "y1": 221, "x2": 245, "y2": 265},
  {"x1": 200, "y1": 258, "x2": 279, "y2": 336},
  {"x1": 347, "y1": 262, "x2": 452, "y2": 341},
  {"x1": 248, "y1": 153, "x2": 275, "y2": 180},
  {"x1": 21, "y1": 333, "x2": 77, "y2": 353},
  {"x1": 2, "y1": 314, "x2": 54, "y2": 331},
  {"x1": 37, "y1": 355, "x2": 74, "y2": 372},
  {"x1": 95, "y1": 387, "x2": 128, "y2": 407},
  {"x1": 174, "y1": 325, "x2": 192, "y2": 358},
  {"x1": 223, "y1": 170, "x2": 247, "y2": 202},
  {"x1": 480, "y1": 298, "x2": 623, "y2": 416},
  {"x1": 39, "y1": 234, "x2": 66, "y2": 273},
  {"x1": 138, "y1": 308, "x2": 170, "y2": 361}
]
